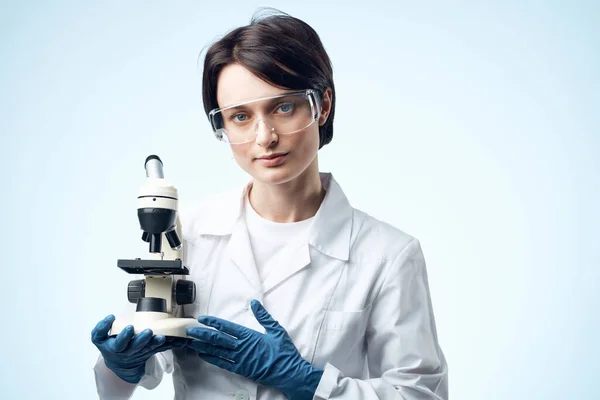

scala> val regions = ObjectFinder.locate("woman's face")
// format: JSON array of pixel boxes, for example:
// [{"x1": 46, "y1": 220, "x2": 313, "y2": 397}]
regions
[{"x1": 216, "y1": 63, "x2": 331, "y2": 186}]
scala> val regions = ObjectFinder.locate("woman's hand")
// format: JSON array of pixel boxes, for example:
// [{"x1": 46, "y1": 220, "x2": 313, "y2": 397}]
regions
[
  {"x1": 91, "y1": 315, "x2": 188, "y2": 383},
  {"x1": 186, "y1": 300, "x2": 323, "y2": 400}
]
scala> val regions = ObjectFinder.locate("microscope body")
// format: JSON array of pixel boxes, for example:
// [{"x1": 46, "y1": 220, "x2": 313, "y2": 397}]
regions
[{"x1": 110, "y1": 155, "x2": 202, "y2": 338}]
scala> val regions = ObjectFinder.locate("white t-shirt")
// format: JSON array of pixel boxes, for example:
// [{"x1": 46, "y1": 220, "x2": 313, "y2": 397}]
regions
[{"x1": 244, "y1": 195, "x2": 314, "y2": 286}]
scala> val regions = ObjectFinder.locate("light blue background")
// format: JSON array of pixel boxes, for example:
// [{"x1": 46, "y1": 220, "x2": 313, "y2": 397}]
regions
[{"x1": 2, "y1": 1, "x2": 599, "y2": 399}]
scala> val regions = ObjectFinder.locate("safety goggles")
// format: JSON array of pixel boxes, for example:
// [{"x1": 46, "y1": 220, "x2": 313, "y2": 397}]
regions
[{"x1": 208, "y1": 89, "x2": 320, "y2": 144}]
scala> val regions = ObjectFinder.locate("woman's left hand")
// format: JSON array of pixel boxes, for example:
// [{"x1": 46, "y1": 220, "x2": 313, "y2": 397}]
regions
[{"x1": 186, "y1": 300, "x2": 323, "y2": 400}]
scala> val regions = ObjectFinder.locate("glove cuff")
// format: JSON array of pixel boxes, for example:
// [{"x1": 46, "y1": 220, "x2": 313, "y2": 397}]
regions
[
  {"x1": 283, "y1": 366, "x2": 325, "y2": 400},
  {"x1": 104, "y1": 359, "x2": 145, "y2": 384}
]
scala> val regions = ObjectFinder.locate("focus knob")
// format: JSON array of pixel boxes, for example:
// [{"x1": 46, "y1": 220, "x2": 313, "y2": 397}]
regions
[
  {"x1": 127, "y1": 279, "x2": 145, "y2": 304},
  {"x1": 175, "y1": 279, "x2": 196, "y2": 305}
]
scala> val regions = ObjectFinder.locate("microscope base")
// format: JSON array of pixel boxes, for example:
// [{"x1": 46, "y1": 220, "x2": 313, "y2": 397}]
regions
[{"x1": 110, "y1": 311, "x2": 204, "y2": 338}]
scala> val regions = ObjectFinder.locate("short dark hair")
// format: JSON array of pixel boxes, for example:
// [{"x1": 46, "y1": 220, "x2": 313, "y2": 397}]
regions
[{"x1": 201, "y1": 9, "x2": 336, "y2": 149}]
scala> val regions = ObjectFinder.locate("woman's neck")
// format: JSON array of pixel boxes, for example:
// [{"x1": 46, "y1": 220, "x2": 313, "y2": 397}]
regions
[{"x1": 248, "y1": 162, "x2": 325, "y2": 223}]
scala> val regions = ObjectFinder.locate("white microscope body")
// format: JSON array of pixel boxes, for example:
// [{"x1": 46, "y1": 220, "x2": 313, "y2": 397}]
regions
[{"x1": 110, "y1": 155, "x2": 202, "y2": 338}]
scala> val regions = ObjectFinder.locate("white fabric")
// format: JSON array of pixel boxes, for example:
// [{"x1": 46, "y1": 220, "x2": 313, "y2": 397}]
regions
[
  {"x1": 244, "y1": 194, "x2": 314, "y2": 286},
  {"x1": 93, "y1": 173, "x2": 448, "y2": 399}
]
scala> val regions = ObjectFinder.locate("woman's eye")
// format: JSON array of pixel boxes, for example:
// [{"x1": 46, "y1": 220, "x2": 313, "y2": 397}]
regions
[
  {"x1": 277, "y1": 102, "x2": 295, "y2": 113},
  {"x1": 232, "y1": 114, "x2": 248, "y2": 122}
]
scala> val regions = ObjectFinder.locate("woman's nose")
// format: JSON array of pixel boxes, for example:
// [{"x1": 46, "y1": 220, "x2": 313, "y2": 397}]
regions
[{"x1": 255, "y1": 119, "x2": 278, "y2": 147}]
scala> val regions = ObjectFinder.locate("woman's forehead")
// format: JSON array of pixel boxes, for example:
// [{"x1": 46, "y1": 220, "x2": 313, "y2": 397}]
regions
[{"x1": 216, "y1": 64, "x2": 287, "y2": 108}]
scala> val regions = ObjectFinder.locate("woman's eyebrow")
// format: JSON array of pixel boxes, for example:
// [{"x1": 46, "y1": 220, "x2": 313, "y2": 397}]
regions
[
  {"x1": 224, "y1": 104, "x2": 248, "y2": 112},
  {"x1": 223, "y1": 94, "x2": 293, "y2": 112}
]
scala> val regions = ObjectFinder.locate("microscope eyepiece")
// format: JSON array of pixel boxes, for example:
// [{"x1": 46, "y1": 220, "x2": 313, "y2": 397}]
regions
[{"x1": 145, "y1": 155, "x2": 164, "y2": 179}]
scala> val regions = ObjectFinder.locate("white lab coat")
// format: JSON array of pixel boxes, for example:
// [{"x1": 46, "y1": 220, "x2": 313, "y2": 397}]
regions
[{"x1": 94, "y1": 173, "x2": 448, "y2": 399}]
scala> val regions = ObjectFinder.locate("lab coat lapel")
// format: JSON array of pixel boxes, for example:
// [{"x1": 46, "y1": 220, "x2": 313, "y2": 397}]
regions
[
  {"x1": 190, "y1": 180, "x2": 263, "y2": 293},
  {"x1": 308, "y1": 173, "x2": 353, "y2": 261},
  {"x1": 262, "y1": 173, "x2": 353, "y2": 293},
  {"x1": 262, "y1": 240, "x2": 311, "y2": 294},
  {"x1": 226, "y1": 216, "x2": 263, "y2": 293}
]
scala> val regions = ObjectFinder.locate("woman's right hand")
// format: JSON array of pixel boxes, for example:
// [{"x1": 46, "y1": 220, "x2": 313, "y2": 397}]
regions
[{"x1": 91, "y1": 314, "x2": 187, "y2": 384}]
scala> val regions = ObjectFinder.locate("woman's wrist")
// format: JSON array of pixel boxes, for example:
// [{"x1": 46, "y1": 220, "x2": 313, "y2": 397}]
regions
[{"x1": 284, "y1": 365, "x2": 324, "y2": 400}]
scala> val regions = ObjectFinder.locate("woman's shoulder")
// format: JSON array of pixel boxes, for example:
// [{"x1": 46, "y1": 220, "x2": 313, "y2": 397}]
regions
[
  {"x1": 178, "y1": 185, "x2": 245, "y2": 242},
  {"x1": 349, "y1": 206, "x2": 419, "y2": 261}
]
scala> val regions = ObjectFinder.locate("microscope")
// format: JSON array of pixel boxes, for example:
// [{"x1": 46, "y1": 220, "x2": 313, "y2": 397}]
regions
[{"x1": 110, "y1": 155, "x2": 202, "y2": 338}]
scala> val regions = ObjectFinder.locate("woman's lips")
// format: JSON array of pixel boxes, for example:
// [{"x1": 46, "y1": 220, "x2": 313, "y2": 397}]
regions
[{"x1": 256, "y1": 153, "x2": 288, "y2": 167}]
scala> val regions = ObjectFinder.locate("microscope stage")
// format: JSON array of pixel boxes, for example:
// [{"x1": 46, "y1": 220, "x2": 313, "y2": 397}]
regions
[{"x1": 117, "y1": 259, "x2": 190, "y2": 275}]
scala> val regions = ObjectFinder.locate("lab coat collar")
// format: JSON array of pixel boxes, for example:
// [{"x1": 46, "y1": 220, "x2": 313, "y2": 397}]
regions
[
  {"x1": 194, "y1": 172, "x2": 353, "y2": 261},
  {"x1": 308, "y1": 173, "x2": 353, "y2": 261}
]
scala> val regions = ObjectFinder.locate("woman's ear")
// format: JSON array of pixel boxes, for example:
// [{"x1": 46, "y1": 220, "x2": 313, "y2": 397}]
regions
[{"x1": 318, "y1": 88, "x2": 333, "y2": 126}]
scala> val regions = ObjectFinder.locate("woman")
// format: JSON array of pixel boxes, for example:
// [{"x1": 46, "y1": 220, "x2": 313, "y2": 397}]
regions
[{"x1": 92, "y1": 10, "x2": 448, "y2": 400}]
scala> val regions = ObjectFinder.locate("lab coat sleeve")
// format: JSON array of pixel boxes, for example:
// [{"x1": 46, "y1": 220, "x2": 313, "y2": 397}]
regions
[{"x1": 314, "y1": 238, "x2": 448, "y2": 400}]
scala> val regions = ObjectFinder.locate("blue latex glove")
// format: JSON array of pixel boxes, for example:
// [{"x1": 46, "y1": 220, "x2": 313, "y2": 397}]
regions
[
  {"x1": 91, "y1": 314, "x2": 188, "y2": 383},
  {"x1": 186, "y1": 300, "x2": 324, "y2": 400}
]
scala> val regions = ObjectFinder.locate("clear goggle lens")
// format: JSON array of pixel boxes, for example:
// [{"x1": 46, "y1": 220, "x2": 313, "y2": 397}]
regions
[{"x1": 209, "y1": 89, "x2": 319, "y2": 144}]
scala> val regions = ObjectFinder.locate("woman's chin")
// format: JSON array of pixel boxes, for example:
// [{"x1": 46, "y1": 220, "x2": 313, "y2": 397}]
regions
[{"x1": 251, "y1": 164, "x2": 296, "y2": 185}]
